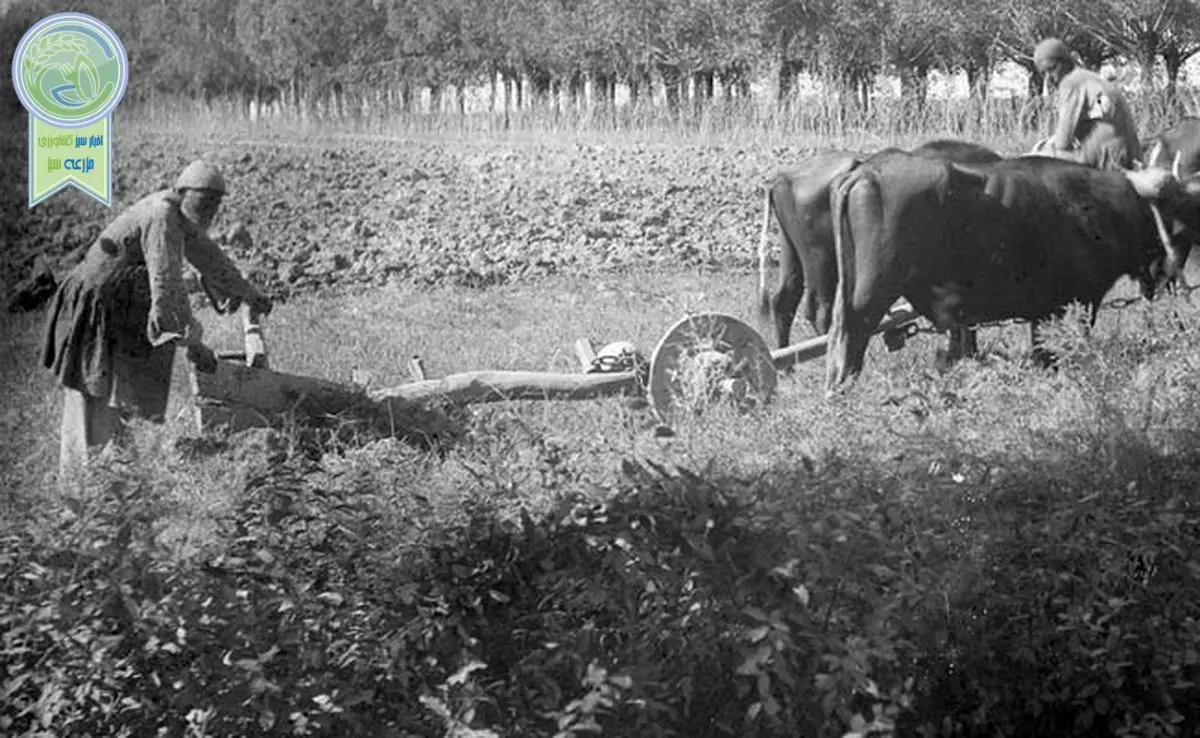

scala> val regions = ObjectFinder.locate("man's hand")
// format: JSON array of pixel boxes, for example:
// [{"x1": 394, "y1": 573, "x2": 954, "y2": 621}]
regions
[{"x1": 186, "y1": 342, "x2": 218, "y2": 374}]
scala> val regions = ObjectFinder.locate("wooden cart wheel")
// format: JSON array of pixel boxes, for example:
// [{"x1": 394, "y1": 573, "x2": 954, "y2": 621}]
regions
[{"x1": 647, "y1": 313, "x2": 778, "y2": 423}]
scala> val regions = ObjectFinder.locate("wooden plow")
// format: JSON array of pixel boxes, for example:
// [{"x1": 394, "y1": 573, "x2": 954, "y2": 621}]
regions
[{"x1": 187, "y1": 300, "x2": 922, "y2": 435}]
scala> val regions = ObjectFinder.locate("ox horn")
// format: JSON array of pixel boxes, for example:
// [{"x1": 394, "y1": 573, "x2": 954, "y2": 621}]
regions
[
  {"x1": 1173, "y1": 150, "x2": 1182, "y2": 179},
  {"x1": 1149, "y1": 202, "x2": 1187, "y2": 282},
  {"x1": 1148, "y1": 140, "x2": 1163, "y2": 169}
]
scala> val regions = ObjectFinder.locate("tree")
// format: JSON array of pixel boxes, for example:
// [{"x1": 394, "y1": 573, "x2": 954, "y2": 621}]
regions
[
  {"x1": 880, "y1": 0, "x2": 954, "y2": 110},
  {"x1": 942, "y1": 0, "x2": 1004, "y2": 100},
  {"x1": 999, "y1": 0, "x2": 1114, "y2": 92},
  {"x1": 768, "y1": 0, "x2": 829, "y2": 102},
  {"x1": 1078, "y1": 0, "x2": 1200, "y2": 103},
  {"x1": 817, "y1": 0, "x2": 886, "y2": 112}
]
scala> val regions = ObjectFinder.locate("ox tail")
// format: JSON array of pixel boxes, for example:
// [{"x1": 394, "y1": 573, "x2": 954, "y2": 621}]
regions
[
  {"x1": 757, "y1": 185, "x2": 775, "y2": 320},
  {"x1": 826, "y1": 170, "x2": 859, "y2": 394}
]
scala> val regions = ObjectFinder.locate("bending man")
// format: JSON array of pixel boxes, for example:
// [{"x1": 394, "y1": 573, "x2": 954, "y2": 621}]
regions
[
  {"x1": 41, "y1": 159, "x2": 272, "y2": 481},
  {"x1": 1032, "y1": 38, "x2": 1141, "y2": 171}
]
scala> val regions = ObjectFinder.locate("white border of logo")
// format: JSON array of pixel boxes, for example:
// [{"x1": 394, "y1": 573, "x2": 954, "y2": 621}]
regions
[{"x1": 11, "y1": 12, "x2": 129, "y2": 129}]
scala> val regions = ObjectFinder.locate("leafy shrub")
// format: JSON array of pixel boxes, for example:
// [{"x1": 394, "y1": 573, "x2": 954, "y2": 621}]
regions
[{"x1": 7, "y1": 303, "x2": 1200, "y2": 737}]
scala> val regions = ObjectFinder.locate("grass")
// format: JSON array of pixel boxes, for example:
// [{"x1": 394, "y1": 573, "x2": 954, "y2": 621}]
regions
[
  {"x1": 9, "y1": 261, "x2": 1200, "y2": 735},
  {"x1": 9, "y1": 112, "x2": 1200, "y2": 735},
  {"x1": 7, "y1": 260, "x2": 1199, "y2": 553}
]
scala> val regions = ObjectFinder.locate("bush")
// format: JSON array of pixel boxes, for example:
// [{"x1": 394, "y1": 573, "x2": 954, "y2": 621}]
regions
[{"x1": 7, "y1": 305, "x2": 1200, "y2": 738}]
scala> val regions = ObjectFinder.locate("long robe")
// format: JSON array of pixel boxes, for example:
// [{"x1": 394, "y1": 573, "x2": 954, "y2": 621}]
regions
[{"x1": 41, "y1": 189, "x2": 263, "y2": 424}]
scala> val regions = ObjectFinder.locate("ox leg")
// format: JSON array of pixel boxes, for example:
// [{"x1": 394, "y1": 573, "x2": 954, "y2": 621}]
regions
[
  {"x1": 826, "y1": 303, "x2": 892, "y2": 392},
  {"x1": 767, "y1": 227, "x2": 805, "y2": 351},
  {"x1": 771, "y1": 276, "x2": 803, "y2": 350},
  {"x1": 1167, "y1": 231, "x2": 1197, "y2": 332},
  {"x1": 936, "y1": 326, "x2": 979, "y2": 371},
  {"x1": 808, "y1": 290, "x2": 833, "y2": 337}
]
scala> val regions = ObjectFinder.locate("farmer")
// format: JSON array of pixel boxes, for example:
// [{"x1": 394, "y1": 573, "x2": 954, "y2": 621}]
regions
[
  {"x1": 1030, "y1": 38, "x2": 1141, "y2": 171},
  {"x1": 41, "y1": 159, "x2": 272, "y2": 481}
]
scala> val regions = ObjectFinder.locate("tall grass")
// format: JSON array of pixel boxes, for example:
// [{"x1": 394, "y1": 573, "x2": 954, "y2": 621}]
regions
[{"x1": 115, "y1": 87, "x2": 1200, "y2": 151}]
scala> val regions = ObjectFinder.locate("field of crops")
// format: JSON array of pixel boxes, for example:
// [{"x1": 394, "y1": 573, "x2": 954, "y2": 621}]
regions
[
  {"x1": 5, "y1": 110, "x2": 1200, "y2": 738},
  {"x1": 1, "y1": 109, "x2": 1040, "y2": 304}
]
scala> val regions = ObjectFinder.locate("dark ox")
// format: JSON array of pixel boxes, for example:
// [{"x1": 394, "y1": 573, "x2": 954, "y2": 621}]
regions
[
  {"x1": 756, "y1": 140, "x2": 1002, "y2": 362},
  {"x1": 1142, "y1": 117, "x2": 1200, "y2": 279},
  {"x1": 823, "y1": 150, "x2": 1197, "y2": 392}
]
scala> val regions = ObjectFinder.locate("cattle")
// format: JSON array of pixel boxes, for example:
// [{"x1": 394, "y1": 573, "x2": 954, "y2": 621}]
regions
[
  {"x1": 823, "y1": 150, "x2": 1197, "y2": 393},
  {"x1": 1142, "y1": 117, "x2": 1200, "y2": 284},
  {"x1": 1143, "y1": 116, "x2": 1200, "y2": 176},
  {"x1": 756, "y1": 140, "x2": 1002, "y2": 363}
]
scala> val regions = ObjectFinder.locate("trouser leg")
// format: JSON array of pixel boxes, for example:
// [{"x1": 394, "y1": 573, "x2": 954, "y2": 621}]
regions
[{"x1": 59, "y1": 387, "x2": 127, "y2": 483}]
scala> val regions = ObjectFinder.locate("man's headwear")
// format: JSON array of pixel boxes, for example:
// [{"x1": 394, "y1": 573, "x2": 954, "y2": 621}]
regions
[
  {"x1": 175, "y1": 160, "x2": 226, "y2": 194},
  {"x1": 1034, "y1": 38, "x2": 1071, "y2": 66}
]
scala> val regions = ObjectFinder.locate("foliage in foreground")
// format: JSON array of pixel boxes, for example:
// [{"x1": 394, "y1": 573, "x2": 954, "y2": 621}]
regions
[{"x1": 6, "y1": 316, "x2": 1200, "y2": 737}]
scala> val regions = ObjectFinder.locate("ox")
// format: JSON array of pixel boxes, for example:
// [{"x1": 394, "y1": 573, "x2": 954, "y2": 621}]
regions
[
  {"x1": 756, "y1": 140, "x2": 1002, "y2": 364},
  {"x1": 1143, "y1": 116, "x2": 1200, "y2": 283},
  {"x1": 823, "y1": 150, "x2": 1197, "y2": 392}
]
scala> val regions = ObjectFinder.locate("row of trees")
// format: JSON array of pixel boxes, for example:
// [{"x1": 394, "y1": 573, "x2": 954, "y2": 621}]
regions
[{"x1": 3, "y1": 0, "x2": 1200, "y2": 116}]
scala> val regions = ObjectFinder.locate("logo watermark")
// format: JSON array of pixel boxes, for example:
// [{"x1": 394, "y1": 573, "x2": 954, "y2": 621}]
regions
[{"x1": 11, "y1": 12, "x2": 128, "y2": 208}]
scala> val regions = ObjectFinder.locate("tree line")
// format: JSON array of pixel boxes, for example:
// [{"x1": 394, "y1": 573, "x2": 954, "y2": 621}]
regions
[{"x1": 2, "y1": 0, "x2": 1200, "y2": 117}]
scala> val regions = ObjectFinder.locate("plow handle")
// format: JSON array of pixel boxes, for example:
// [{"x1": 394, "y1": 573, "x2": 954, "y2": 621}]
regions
[
  {"x1": 202, "y1": 277, "x2": 269, "y2": 369},
  {"x1": 243, "y1": 306, "x2": 268, "y2": 369}
]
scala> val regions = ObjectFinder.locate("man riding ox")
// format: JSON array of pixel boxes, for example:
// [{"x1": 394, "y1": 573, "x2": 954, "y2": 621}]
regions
[
  {"x1": 1029, "y1": 38, "x2": 1141, "y2": 172},
  {"x1": 822, "y1": 150, "x2": 1199, "y2": 393},
  {"x1": 756, "y1": 140, "x2": 1001, "y2": 365}
]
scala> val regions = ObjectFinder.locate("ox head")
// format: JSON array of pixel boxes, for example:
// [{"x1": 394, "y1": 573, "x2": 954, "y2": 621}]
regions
[{"x1": 1124, "y1": 152, "x2": 1200, "y2": 297}]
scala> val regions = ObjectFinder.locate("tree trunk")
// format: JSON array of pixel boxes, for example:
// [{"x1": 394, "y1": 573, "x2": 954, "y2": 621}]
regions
[
  {"x1": 489, "y1": 71, "x2": 497, "y2": 113},
  {"x1": 659, "y1": 65, "x2": 682, "y2": 112},
  {"x1": 568, "y1": 70, "x2": 585, "y2": 108},
  {"x1": 593, "y1": 72, "x2": 611, "y2": 105},
  {"x1": 692, "y1": 70, "x2": 714, "y2": 113},
  {"x1": 1138, "y1": 45, "x2": 1157, "y2": 93},
  {"x1": 530, "y1": 67, "x2": 552, "y2": 107},
  {"x1": 899, "y1": 65, "x2": 929, "y2": 116},
  {"x1": 429, "y1": 84, "x2": 442, "y2": 114},
  {"x1": 965, "y1": 60, "x2": 990, "y2": 101},
  {"x1": 1164, "y1": 47, "x2": 1184, "y2": 109},
  {"x1": 400, "y1": 79, "x2": 413, "y2": 113},
  {"x1": 777, "y1": 59, "x2": 802, "y2": 103},
  {"x1": 457, "y1": 84, "x2": 466, "y2": 116},
  {"x1": 503, "y1": 73, "x2": 512, "y2": 129}
]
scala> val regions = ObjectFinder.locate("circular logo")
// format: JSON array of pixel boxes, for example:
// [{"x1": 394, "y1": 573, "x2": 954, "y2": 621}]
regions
[{"x1": 11, "y1": 12, "x2": 128, "y2": 128}]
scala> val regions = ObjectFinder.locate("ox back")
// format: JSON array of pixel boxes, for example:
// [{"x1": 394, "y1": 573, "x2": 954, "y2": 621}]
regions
[
  {"x1": 758, "y1": 140, "x2": 1001, "y2": 350},
  {"x1": 825, "y1": 152, "x2": 1164, "y2": 391}
]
